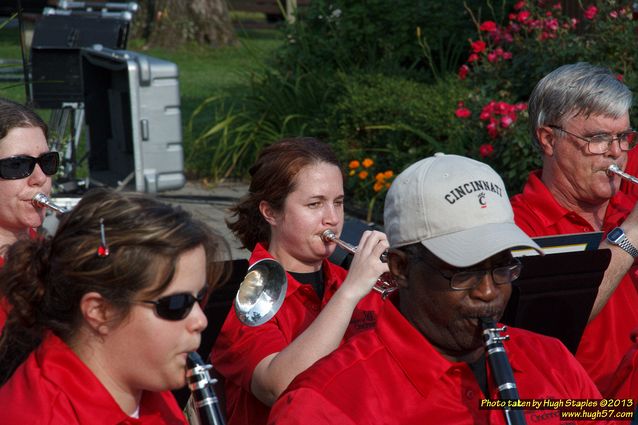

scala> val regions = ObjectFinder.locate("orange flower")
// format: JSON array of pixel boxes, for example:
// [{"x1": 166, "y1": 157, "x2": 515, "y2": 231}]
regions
[
  {"x1": 358, "y1": 171, "x2": 369, "y2": 180},
  {"x1": 373, "y1": 181, "x2": 384, "y2": 192},
  {"x1": 349, "y1": 160, "x2": 360, "y2": 169},
  {"x1": 385, "y1": 182, "x2": 391, "y2": 189},
  {"x1": 362, "y1": 158, "x2": 374, "y2": 168},
  {"x1": 383, "y1": 170, "x2": 394, "y2": 179},
  {"x1": 375, "y1": 172, "x2": 385, "y2": 182}
]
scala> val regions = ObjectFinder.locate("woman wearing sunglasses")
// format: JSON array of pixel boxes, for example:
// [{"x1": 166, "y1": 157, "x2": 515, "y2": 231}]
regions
[
  {"x1": 0, "y1": 188, "x2": 228, "y2": 424},
  {"x1": 0, "y1": 98, "x2": 59, "y2": 330},
  {"x1": 212, "y1": 138, "x2": 389, "y2": 425}
]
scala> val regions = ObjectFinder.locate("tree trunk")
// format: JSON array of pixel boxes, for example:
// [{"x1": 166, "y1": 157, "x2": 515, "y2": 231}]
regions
[{"x1": 133, "y1": 0, "x2": 236, "y2": 48}]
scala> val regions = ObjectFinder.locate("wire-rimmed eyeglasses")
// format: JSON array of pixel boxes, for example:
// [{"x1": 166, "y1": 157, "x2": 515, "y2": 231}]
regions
[
  {"x1": 422, "y1": 257, "x2": 523, "y2": 291},
  {"x1": 548, "y1": 125, "x2": 638, "y2": 154}
]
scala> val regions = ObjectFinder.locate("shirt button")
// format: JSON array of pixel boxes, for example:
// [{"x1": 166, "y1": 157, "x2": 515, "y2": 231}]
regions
[{"x1": 465, "y1": 389, "x2": 475, "y2": 399}]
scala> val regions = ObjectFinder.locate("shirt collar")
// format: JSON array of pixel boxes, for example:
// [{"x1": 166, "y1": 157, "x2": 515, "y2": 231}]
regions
[
  {"x1": 375, "y1": 300, "x2": 524, "y2": 399},
  {"x1": 522, "y1": 170, "x2": 633, "y2": 231}
]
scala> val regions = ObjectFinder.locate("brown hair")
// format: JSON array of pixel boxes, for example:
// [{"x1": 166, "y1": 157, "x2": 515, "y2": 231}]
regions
[
  {"x1": 0, "y1": 97, "x2": 48, "y2": 141},
  {"x1": 227, "y1": 137, "x2": 342, "y2": 250},
  {"x1": 0, "y1": 188, "x2": 229, "y2": 384}
]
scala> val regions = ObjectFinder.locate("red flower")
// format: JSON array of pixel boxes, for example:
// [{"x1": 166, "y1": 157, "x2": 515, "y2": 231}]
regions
[
  {"x1": 513, "y1": 1, "x2": 526, "y2": 10},
  {"x1": 517, "y1": 11, "x2": 531, "y2": 22},
  {"x1": 584, "y1": 5, "x2": 597, "y2": 20},
  {"x1": 458, "y1": 64, "x2": 469, "y2": 80},
  {"x1": 467, "y1": 53, "x2": 479, "y2": 63},
  {"x1": 455, "y1": 107, "x2": 472, "y2": 119},
  {"x1": 471, "y1": 40, "x2": 487, "y2": 53},
  {"x1": 480, "y1": 21, "x2": 497, "y2": 32},
  {"x1": 487, "y1": 52, "x2": 498, "y2": 63},
  {"x1": 617, "y1": 74, "x2": 624, "y2": 81},
  {"x1": 500, "y1": 115, "x2": 514, "y2": 128},
  {"x1": 479, "y1": 144, "x2": 495, "y2": 158}
]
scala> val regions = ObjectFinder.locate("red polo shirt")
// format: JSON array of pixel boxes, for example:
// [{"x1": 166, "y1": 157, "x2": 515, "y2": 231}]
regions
[
  {"x1": 0, "y1": 333, "x2": 187, "y2": 424},
  {"x1": 620, "y1": 147, "x2": 638, "y2": 200},
  {"x1": 0, "y1": 256, "x2": 5, "y2": 331},
  {"x1": 510, "y1": 170, "x2": 638, "y2": 398},
  {"x1": 211, "y1": 243, "x2": 383, "y2": 425},
  {"x1": 268, "y1": 301, "x2": 608, "y2": 425}
]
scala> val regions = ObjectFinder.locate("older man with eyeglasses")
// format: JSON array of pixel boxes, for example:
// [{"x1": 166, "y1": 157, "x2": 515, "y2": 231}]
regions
[{"x1": 510, "y1": 62, "x2": 638, "y2": 400}]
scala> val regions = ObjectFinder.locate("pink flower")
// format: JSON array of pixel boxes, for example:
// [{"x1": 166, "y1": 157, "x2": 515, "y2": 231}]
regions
[
  {"x1": 500, "y1": 115, "x2": 514, "y2": 128},
  {"x1": 479, "y1": 111, "x2": 491, "y2": 121},
  {"x1": 609, "y1": 10, "x2": 618, "y2": 19},
  {"x1": 487, "y1": 52, "x2": 498, "y2": 63},
  {"x1": 458, "y1": 64, "x2": 469, "y2": 80},
  {"x1": 479, "y1": 144, "x2": 495, "y2": 158},
  {"x1": 455, "y1": 107, "x2": 472, "y2": 119},
  {"x1": 486, "y1": 121, "x2": 499, "y2": 139},
  {"x1": 471, "y1": 40, "x2": 487, "y2": 53},
  {"x1": 517, "y1": 11, "x2": 531, "y2": 22},
  {"x1": 503, "y1": 51, "x2": 512, "y2": 60},
  {"x1": 584, "y1": 5, "x2": 597, "y2": 20},
  {"x1": 480, "y1": 21, "x2": 497, "y2": 32},
  {"x1": 513, "y1": 1, "x2": 526, "y2": 10}
]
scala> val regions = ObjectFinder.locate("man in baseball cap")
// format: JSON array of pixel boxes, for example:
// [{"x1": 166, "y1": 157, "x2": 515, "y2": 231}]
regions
[{"x1": 269, "y1": 154, "x2": 605, "y2": 425}]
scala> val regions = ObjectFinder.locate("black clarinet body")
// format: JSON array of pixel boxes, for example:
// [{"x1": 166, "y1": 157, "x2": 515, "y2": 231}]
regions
[
  {"x1": 186, "y1": 352, "x2": 226, "y2": 425},
  {"x1": 480, "y1": 318, "x2": 527, "y2": 425}
]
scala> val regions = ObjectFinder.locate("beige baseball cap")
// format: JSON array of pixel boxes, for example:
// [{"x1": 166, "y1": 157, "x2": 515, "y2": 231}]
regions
[{"x1": 383, "y1": 153, "x2": 542, "y2": 267}]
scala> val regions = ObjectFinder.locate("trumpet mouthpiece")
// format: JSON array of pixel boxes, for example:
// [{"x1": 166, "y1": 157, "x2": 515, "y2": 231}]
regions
[
  {"x1": 608, "y1": 164, "x2": 621, "y2": 175},
  {"x1": 32, "y1": 193, "x2": 68, "y2": 214},
  {"x1": 321, "y1": 229, "x2": 337, "y2": 242}
]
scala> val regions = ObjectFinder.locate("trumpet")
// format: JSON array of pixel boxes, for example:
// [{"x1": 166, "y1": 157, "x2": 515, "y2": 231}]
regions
[
  {"x1": 32, "y1": 193, "x2": 69, "y2": 214},
  {"x1": 608, "y1": 163, "x2": 638, "y2": 185},
  {"x1": 234, "y1": 259, "x2": 288, "y2": 327},
  {"x1": 321, "y1": 229, "x2": 398, "y2": 299}
]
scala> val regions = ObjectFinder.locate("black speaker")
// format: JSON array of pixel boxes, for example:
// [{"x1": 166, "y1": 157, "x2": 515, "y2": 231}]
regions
[{"x1": 30, "y1": 14, "x2": 130, "y2": 108}]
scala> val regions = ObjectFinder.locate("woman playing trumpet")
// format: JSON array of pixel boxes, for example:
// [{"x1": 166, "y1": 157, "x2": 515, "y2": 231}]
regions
[
  {"x1": 0, "y1": 188, "x2": 228, "y2": 423},
  {"x1": 212, "y1": 138, "x2": 389, "y2": 425},
  {"x1": 0, "y1": 98, "x2": 59, "y2": 328}
]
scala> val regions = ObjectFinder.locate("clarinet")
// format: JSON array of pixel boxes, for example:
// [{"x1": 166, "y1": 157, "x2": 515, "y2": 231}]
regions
[
  {"x1": 480, "y1": 318, "x2": 527, "y2": 425},
  {"x1": 185, "y1": 352, "x2": 226, "y2": 425}
]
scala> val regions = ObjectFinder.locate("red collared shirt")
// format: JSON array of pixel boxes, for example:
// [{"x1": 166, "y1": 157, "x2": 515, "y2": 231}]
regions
[
  {"x1": 0, "y1": 256, "x2": 5, "y2": 330},
  {"x1": 268, "y1": 301, "x2": 608, "y2": 425},
  {"x1": 211, "y1": 243, "x2": 383, "y2": 425},
  {"x1": 510, "y1": 170, "x2": 638, "y2": 398},
  {"x1": 0, "y1": 334, "x2": 187, "y2": 425}
]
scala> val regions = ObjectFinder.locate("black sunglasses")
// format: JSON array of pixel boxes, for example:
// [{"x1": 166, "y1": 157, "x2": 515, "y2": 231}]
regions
[
  {"x1": 140, "y1": 289, "x2": 207, "y2": 321},
  {"x1": 0, "y1": 152, "x2": 59, "y2": 180}
]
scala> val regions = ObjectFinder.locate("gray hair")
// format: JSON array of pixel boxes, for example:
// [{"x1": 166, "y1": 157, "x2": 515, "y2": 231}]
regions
[{"x1": 528, "y1": 62, "x2": 632, "y2": 150}]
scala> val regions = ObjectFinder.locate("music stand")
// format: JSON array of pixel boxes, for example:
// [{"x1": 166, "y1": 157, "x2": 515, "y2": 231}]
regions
[{"x1": 501, "y1": 249, "x2": 611, "y2": 354}]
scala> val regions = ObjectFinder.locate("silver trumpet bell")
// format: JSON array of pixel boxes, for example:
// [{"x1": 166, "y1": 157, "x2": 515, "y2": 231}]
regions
[
  {"x1": 608, "y1": 163, "x2": 638, "y2": 185},
  {"x1": 32, "y1": 193, "x2": 69, "y2": 214},
  {"x1": 234, "y1": 259, "x2": 288, "y2": 327}
]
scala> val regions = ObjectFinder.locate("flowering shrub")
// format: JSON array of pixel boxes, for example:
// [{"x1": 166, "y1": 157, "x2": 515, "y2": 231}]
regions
[
  {"x1": 347, "y1": 158, "x2": 395, "y2": 223},
  {"x1": 451, "y1": 0, "x2": 638, "y2": 192}
]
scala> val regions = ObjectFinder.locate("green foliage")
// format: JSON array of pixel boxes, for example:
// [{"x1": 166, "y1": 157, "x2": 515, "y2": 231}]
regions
[
  {"x1": 186, "y1": 68, "x2": 341, "y2": 180},
  {"x1": 276, "y1": 0, "x2": 484, "y2": 77},
  {"x1": 329, "y1": 73, "x2": 471, "y2": 171}
]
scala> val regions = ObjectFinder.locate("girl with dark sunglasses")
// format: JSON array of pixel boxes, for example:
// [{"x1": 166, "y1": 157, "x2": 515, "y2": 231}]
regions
[
  {"x1": 211, "y1": 138, "x2": 389, "y2": 425},
  {"x1": 0, "y1": 188, "x2": 229, "y2": 424},
  {"x1": 0, "y1": 98, "x2": 58, "y2": 331}
]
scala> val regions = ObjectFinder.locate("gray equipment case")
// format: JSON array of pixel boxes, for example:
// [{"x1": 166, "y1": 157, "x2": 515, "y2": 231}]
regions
[{"x1": 81, "y1": 46, "x2": 185, "y2": 192}]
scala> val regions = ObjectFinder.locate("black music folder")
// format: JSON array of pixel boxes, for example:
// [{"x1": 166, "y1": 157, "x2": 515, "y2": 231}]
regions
[{"x1": 502, "y1": 248, "x2": 611, "y2": 354}]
